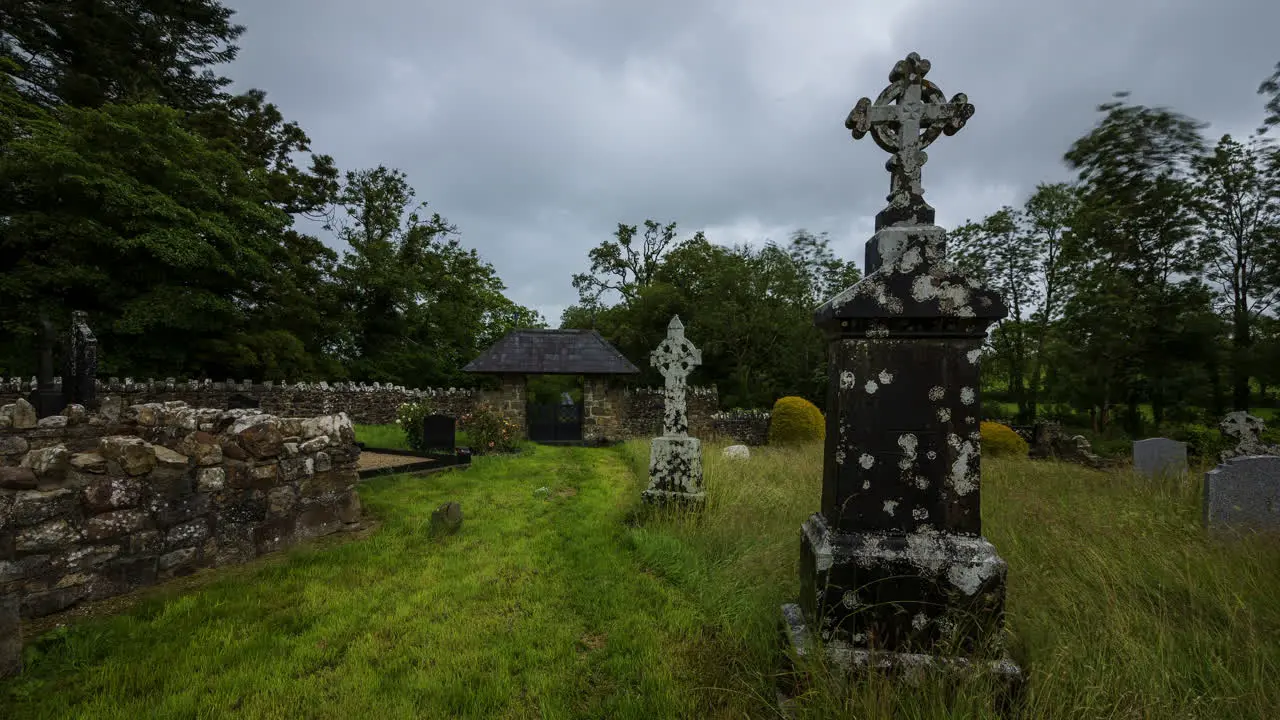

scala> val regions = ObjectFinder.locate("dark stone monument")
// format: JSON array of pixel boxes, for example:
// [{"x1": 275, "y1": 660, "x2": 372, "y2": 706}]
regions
[
  {"x1": 61, "y1": 310, "x2": 98, "y2": 411},
  {"x1": 27, "y1": 314, "x2": 68, "y2": 418},
  {"x1": 421, "y1": 414, "x2": 457, "y2": 453},
  {"x1": 780, "y1": 52, "x2": 1020, "y2": 696}
]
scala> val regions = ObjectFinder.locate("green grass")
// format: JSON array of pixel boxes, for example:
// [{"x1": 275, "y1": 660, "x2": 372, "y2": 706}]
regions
[
  {"x1": 353, "y1": 423, "x2": 492, "y2": 453},
  {"x1": 3, "y1": 435, "x2": 1278, "y2": 719}
]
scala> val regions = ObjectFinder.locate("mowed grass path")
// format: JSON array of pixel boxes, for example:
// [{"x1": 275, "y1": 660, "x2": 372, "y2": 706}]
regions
[{"x1": 1, "y1": 446, "x2": 753, "y2": 719}]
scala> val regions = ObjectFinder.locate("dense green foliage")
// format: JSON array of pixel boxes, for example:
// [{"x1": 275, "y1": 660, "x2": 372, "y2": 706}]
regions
[
  {"x1": 0, "y1": 2, "x2": 540, "y2": 385},
  {"x1": 458, "y1": 404, "x2": 519, "y2": 454},
  {"x1": 767, "y1": 396, "x2": 825, "y2": 446},
  {"x1": 979, "y1": 421, "x2": 1030, "y2": 458}
]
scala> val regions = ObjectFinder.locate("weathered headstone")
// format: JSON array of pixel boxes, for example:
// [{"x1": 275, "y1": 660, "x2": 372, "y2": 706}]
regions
[
  {"x1": 780, "y1": 52, "x2": 1020, "y2": 697},
  {"x1": 1219, "y1": 411, "x2": 1280, "y2": 461},
  {"x1": 28, "y1": 314, "x2": 68, "y2": 418},
  {"x1": 1133, "y1": 437, "x2": 1187, "y2": 479},
  {"x1": 61, "y1": 310, "x2": 98, "y2": 411},
  {"x1": 643, "y1": 316, "x2": 705, "y2": 506},
  {"x1": 1203, "y1": 455, "x2": 1280, "y2": 535},
  {"x1": 723, "y1": 444, "x2": 750, "y2": 461},
  {"x1": 421, "y1": 414, "x2": 457, "y2": 453},
  {"x1": 429, "y1": 501, "x2": 464, "y2": 536}
]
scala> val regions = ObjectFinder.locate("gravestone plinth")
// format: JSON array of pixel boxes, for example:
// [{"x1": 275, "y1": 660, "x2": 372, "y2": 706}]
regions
[
  {"x1": 643, "y1": 316, "x2": 706, "y2": 507},
  {"x1": 780, "y1": 53, "x2": 1020, "y2": 699}
]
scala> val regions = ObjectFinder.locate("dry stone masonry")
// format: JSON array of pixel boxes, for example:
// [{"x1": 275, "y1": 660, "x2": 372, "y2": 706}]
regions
[
  {"x1": 780, "y1": 52, "x2": 1021, "y2": 696},
  {"x1": 643, "y1": 316, "x2": 706, "y2": 506},
  {"x1": 0, "y1": 398, "x2": 363, "y2": 626}
]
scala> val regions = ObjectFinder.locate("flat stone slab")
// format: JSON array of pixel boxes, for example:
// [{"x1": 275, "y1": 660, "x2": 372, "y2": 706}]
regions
[{"x1": 1203, "y1": 455, "x2": 1280, "y2": 535}]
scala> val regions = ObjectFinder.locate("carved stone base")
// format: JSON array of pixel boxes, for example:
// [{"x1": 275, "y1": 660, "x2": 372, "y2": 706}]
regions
[
  {"x1": 798, "y1": 513, "x2": 1010, "y2": 655},
  {"x1": 644, "y1": 436, "x2": 704, "y2": 505},
  {"x1": 778, "y1": 603, "x2": 1022, "y2": 709}
]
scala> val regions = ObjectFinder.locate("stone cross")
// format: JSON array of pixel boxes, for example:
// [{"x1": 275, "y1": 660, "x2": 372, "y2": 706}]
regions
[
  {"x1": 845, "y1": 52, "x2": 974, "y2": 230},
  {"x1": 643, "y1": 316, "x2": 705, "y2": 507},
  {"x1": 650, "y1": 315, "x2": 702, "y2": 437},
  {"x1": 779, "y1": 53, "x2": 1019, "y2": 702}
]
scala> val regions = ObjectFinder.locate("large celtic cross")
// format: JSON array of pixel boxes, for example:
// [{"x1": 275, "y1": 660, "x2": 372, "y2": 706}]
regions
[
  {"x1": 846, "y1": 52, "x2": 975, "y2": 229},
  {"x1": 651, "y1": 315, "x2": 701, "y2": 437}
]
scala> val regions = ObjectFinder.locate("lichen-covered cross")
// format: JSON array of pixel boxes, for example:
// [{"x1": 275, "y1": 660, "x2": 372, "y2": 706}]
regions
[
  {"x1": 651, "y1": 315, "x2": 702, "y2": 437},
  {"x1": 846, "y1": 52, "x2": 975, "y2": 229}
]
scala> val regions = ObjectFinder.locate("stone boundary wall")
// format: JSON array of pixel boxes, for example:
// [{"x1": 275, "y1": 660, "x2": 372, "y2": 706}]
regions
[
  {"x1": 0, "y1": 397, "x2": 363, "y2": 625},
  {"x1": 709, "y1": 410, "x2": 772, "y2": 446},
  {"x1": 618, "y1": 387, "x2": 718, "y2": 439},
  {"x1": 0, "y1": 376, "x2": 480, "y2": 426}
]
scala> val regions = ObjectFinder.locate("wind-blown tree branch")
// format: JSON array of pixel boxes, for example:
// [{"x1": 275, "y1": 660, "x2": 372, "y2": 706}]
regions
[
  {"x1": 570, "y1": 220, "x2": 697, "y2": 310},
  {"x1": 1021, "y1": 182, "x2": 1079, "y2": 416},
  {"x1": 1062, "y1": 91, "x2": 1210, "y2": 430},
  {"x1": 1192, "y1": 133, "x2": 1280, "y2": 409},
  {"x1": 1258, "y1": 60, "x2": 1280, "y2": 134}
]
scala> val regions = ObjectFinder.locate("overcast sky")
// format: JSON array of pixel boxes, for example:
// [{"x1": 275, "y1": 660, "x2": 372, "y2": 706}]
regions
[{"x1": 222, "y1": 0, "x2": 1279, "y2": 324}]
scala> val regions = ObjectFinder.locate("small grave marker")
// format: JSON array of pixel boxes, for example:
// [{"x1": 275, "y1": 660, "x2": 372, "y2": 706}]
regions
[
  {"x1": 421, "y1": 414, "x2": 457, "y2": 453},
  {"x1": 1133, "y1": 437, "x2": 1187, "y2": 479}
]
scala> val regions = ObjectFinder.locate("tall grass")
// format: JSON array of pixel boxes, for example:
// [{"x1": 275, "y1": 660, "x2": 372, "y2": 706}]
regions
[{"x1": 619, "y1": 440, "x2": 1280, "y2": 718}]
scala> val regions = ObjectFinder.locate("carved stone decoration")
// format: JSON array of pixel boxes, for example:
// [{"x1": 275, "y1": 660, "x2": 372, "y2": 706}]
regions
[
  {"x1": 643, "y1": 316, "x2": 706, "y2": 507},
  {"x1": 845, "y1": 52, "x2": 975, "y2": 231}
]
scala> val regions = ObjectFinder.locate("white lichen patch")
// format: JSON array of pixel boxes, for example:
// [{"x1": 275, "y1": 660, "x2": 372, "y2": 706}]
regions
[
  {"x1": 966, "y1": 349, "x2": 982, "y2": 364},
  {"x1": 883, "y1": 500, "x2": 899, "y2": 516},
  {"x1": 897, "y1": 433, "x2": 918, "y2": 469},
  {"x1": 947, "y1": 562, "x2": 995, "y2": 595},
  {"x1": 842, "y1": 591, "x2": 862, "y2": 609},
  {"x1": 865, "y1": 380, "x2": 879, "y2": 394},
  {"x1": 965, "y1": 416, "x2": 975, "y2": 425},
  {"x1": 912, "y1": 612, "x2": 929, "y2": 631},
  {"x1": 840, "y1": 370, "x2": 856, "y2": 389},
  {"x1": 937, "y1": 407, "x2": 952, "y2": 422},
  {"x1": 925, "y1": 451, "x2": 937, "y2": 460},
  {"x1": 878, "y1": 370, "x2": 894, "y2": 384},
  {"x1": 914, "y1": 475, "x2": 930, "y2": 489},
  {"x1": 835, "y1": 448, "x2": 846, "y2": 465},
  {"x1": 912, "y1": 507, "x2": 929, "y2": 520},
  {"x1": 950, "y1": 439, "x2": 978, "y2": 495},
  {"x1": 960, "y1": 387, "x2": 976, "y2": 405},
  {"x1": 866, "y1": 323, "x2": 890, "y2": 338},
  {"x1": 899, "y1": 247, "x2": 923, "y2": 273},
  {"x1": 928, "y1": 386, "x2": 945, "y2": 401},
  {"x1": 859, "y1": 453, "x2": 875, "y2": 469},
  {"x1": 862, "y1": 480, "x2": 871, "y2": 490}
]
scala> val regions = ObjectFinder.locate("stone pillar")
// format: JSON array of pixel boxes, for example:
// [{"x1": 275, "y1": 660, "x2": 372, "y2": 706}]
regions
[
  {"x1": 643, "y1": 316, "x2": 705, "y2": 506},
  {"x1": 582, "y1": 375, "x2": 622, "y2": 444},
  {"x1": 0, "y1": 594, "x2": 19, "y2": 678},
  {"x1": 498, "y1": 374, "x2": 526, "y2": 439},
  {"x1": 780, "y1": 52, "x2": 1020, "y2": 693},
  {"x1": 62, "y1": 310, "x2": 98, "y2": 411}
]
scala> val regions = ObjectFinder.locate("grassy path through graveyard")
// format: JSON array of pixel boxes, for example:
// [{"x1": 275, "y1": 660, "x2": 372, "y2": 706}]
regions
[{"x1": 0, "y1": 445, "x2": 755, "y2": 719}]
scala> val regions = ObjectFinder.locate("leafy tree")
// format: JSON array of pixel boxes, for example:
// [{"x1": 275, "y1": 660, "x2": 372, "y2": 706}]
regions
[
  {"x1": 0, "y1": 0, "x2": 243, "y2": 110},
  {"x1": 571, "y1": 220, "x2": 697, "y2": 308},
  {"x1": 1191, "y1": 133, "x2": 1280, "y2": 409},
  {"x1": 1258, "y1": 60, "x2": 1280, "y2": 134}
]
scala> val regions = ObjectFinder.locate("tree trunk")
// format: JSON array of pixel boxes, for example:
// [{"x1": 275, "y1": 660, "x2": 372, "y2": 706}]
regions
[{"x1": 1232, "y1": 308, "x2": 1252, "y2": 411}]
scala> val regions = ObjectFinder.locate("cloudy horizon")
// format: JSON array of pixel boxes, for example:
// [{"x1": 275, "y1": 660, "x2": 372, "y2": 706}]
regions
[{"x1": 223, "y1": 0, "x2": 1279, "y2": 325}]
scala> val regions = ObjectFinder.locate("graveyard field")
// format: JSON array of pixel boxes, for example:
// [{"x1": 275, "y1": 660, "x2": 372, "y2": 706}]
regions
[{"x1": 2, "y1": 438, "x2": 1279, "y2": 719}]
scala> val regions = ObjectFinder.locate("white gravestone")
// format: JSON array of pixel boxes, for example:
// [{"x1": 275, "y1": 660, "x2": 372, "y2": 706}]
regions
[{"x1": 643, "y1": 316, "x2": 706, "y2": 506}]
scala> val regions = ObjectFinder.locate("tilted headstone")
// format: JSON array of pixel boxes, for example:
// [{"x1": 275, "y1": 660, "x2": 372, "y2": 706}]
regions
[
  {"x1": 643, "y1": 316, "x2": 705, "y2": 506},
  {"x1": 421, "y1": 414, "x2": 457, "y2": 453},
  {"x1": 61, "y1": 310, "x2": 98, "y2": 411},
  {"x1": 1133, "y1": 437, "x2": 1187, "y2": 479},
  {"x1": 28, "y1": 313, "x2": 68, "y2": 418},
  {"x1": 1203, "y1": 455, "x2": 1280, "y2": 535},
  {"x1": 780, "y1": 53, "x2": 1020, "y2": 692}
]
